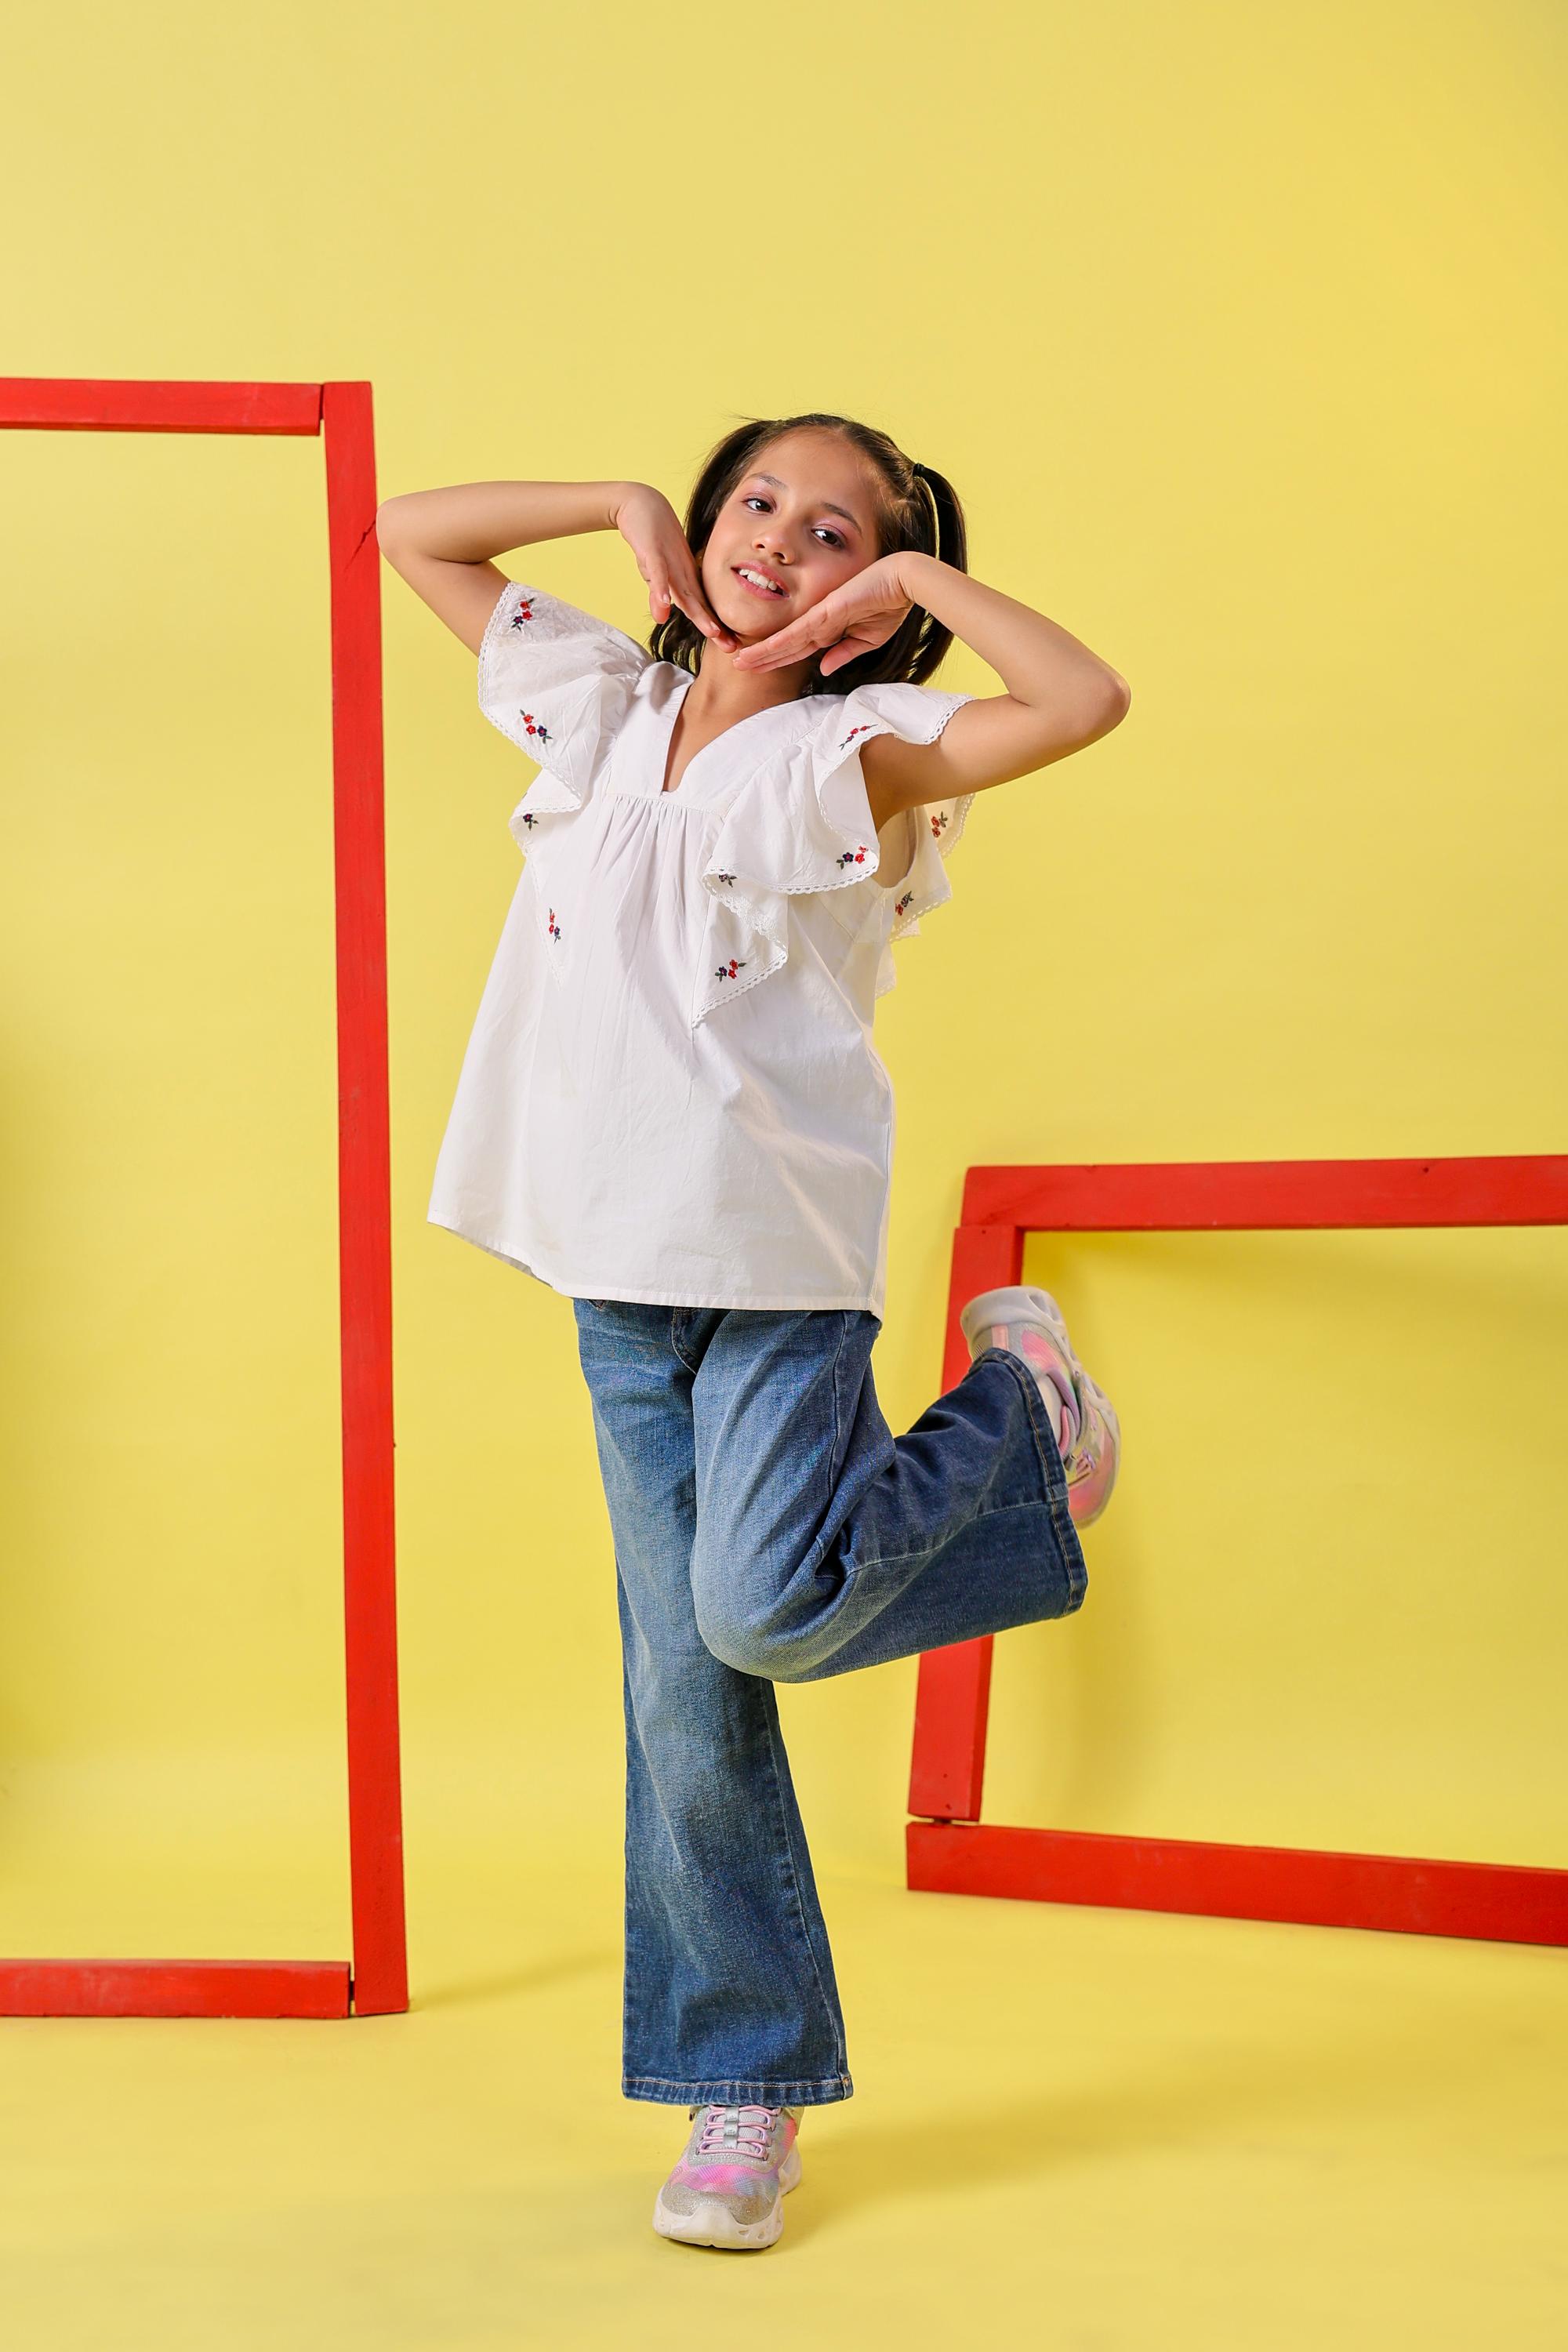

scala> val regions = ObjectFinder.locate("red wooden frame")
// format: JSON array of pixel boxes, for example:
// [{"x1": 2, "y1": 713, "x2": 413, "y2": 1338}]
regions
[
  {"x1": 909, "y1": 1155, "x2": 1568, "y2": 1948},
  {"x1": 0, "y1": 378, "x2": 406, "y2": 2018}
]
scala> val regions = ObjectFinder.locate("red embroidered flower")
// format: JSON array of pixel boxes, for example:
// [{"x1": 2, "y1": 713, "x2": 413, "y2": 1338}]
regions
[
  {"x1": 713, "y1": 956, "x2": 748, "y2": 981},
  {"x1": 521, "y1": 710, "x2": 553, "y2": 746},
  {"x1": 517, "y1": 811, "x2": 539, "y2": 828},
  {"x1": 837, "y1": 722, "x2": 877, "y2": 752},
  {"x1": 508, "y1": 598, "x2": 537, "y2": 629},
  {"x1": 547, "y1": 907, "x2": 562, "y2": 941},
  {"x1": 834, "y1": 844, "x2": 869, "y2": 869},
  {"x1": 713, "y1": 869, "x2": 737, "y2": 885},
  {"x1": 894, "y1": 888, "x2": 915, "y2": 916},
  {"x1": 928, "y1": 809, "x2": 949, "y2": 837}
]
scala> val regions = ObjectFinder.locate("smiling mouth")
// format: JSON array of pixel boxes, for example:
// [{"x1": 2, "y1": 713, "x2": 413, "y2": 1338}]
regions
[{"x1": 733, "y1": 565, "x2": 788, "y2": 599}]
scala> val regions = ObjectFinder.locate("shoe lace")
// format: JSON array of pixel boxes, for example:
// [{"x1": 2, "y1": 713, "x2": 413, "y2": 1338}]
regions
[{"x1": 692, "y1": 2103, "x2": 781, "y2": 2159}]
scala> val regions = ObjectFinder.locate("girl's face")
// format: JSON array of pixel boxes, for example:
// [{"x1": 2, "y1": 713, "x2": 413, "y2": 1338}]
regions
[{"x1": 700, "y1": 429, "x2": 884, "y2": 645}]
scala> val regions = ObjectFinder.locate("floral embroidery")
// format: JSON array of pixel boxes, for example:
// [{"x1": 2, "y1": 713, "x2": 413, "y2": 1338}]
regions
[
  {"x1": 547, "y1": 906, "x2": 563, "y2": 942},
  {"x1": 507, "y1": 598, "x2": 537, "y2": 630},
  {"x1": 714, "y1": 869, "x2": 737, "y2": 885},
  {"x1": 713, "y1": 956, "x2": 748, "y2": 982},
  {"x1": 835, "y1": 844, "x2": 871, "y2": 869},
  {"x1": 517, "y1": 811, "x2": 539, "y2": 829},
  {"x1": 894, "y1": 888, "x2": 915, "y2": 916},
  {"x1": 837, "y1": 722, "x2": 877, "y2": 752},
  {"x1": 519, "y1": 710, "x2": 553, "y2": 747},
  {"x1": 928, "y1": 808, "x2": 949, "y2": 837}
]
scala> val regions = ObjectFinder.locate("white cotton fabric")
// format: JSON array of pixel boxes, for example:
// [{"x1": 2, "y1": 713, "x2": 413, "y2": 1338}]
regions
[{"x1": 426, "y1": 578, "x2": 978, "y2": 1316}]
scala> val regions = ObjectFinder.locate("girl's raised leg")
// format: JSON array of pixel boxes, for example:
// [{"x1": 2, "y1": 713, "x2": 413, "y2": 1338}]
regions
[{"x1": 681, "y1": 1303, "x2": 1092, "y2": 1685}]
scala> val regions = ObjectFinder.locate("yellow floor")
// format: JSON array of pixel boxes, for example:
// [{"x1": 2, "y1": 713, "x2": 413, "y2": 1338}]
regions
[{"x1": 3, "y1": 1838, "x2": 1564, "y2": 2350}]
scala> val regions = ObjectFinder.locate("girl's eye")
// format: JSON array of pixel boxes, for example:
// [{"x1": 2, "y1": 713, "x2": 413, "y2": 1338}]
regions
[{"x1": 742, "y1": 495, "x2": 844, "y2": 551}]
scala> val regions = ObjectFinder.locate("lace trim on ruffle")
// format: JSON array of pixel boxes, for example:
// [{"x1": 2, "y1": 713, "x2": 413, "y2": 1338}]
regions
[{"x1": 873, "y1": 785, "x2": 977, "y2": 998}]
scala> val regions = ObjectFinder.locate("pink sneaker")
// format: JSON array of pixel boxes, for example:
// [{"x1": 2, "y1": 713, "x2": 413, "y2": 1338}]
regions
[
  {"x1": 652, "y1": 2103, "x2": 803, "y2": 2250},
  {"x1": 958, "y1": 1283, "x2": 1121, "y2": 1526}
]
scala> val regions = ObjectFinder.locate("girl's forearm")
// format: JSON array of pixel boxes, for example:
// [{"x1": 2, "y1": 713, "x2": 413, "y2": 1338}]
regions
[
  {"x1": 898, "y1": 552, "x2": 1129, "y2": 714},
  {"x1": 376, "y1": 479, "x2": 632, "y2": 561}
]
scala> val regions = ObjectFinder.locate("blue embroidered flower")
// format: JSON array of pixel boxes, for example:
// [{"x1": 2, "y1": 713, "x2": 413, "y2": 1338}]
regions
[
  {"x1": 713, "y1": 956, "x2": 748, "y2": 982},
  {"x1": 547, "y1": 906, "x2": 563, "y2": 942},
  {"x1": 835, "y1": 844, "x2": 870, "y2": 869},
  {"x1": 517, "y1": 811, "x2": 539, "y2": 829},
  {"x1": 507, "y1": 597, "x2": 538, "y2": 630},
  {"x1": 520, "y1": 710, "x2": 553, "y2": 747}
]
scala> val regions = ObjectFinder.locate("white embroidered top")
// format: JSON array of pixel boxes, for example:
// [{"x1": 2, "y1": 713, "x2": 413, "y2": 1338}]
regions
[{"x1": 426, "y1": 578, "x2": 978, "y2": 1316}]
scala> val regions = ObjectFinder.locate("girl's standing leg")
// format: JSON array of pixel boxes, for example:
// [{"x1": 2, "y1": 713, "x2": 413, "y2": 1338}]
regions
[{"x1": 571, "y1": 1298, "x2": 853, "y2": 2110}]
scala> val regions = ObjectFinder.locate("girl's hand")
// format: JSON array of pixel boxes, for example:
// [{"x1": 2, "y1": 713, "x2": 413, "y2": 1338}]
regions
[
  {"x1": 731, "y1": 554, "x2": 916, "y2": 677},
  {"x1": 612, "y1": 483, "x2": 737, "y2": 649}
]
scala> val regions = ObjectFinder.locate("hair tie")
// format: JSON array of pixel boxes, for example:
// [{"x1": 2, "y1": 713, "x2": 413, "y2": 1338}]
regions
[{"x1": 911, "y1": 465, "x2": 941, "y2": 556}]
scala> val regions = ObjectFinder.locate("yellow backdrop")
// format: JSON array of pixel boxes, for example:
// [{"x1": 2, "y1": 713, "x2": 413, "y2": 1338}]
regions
[{"x1": 2, "y1": 1, "x2": 1563, "y2": 1973}]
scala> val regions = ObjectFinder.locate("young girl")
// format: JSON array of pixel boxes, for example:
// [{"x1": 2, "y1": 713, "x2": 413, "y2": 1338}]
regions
[{"x1": 376, "y1": 412, "x2": 1130, "y2": 2253}]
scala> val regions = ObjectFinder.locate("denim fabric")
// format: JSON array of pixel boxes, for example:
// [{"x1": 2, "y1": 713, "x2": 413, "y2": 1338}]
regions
[{"x1": 571, "y1": 1298, "x2": 1088, "y2": 2108}]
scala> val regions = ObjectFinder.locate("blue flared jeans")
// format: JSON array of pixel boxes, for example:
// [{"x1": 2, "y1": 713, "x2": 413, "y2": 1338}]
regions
[{"x1": 570, "y1": 1298, "x2": 1088, "y2": 2110}]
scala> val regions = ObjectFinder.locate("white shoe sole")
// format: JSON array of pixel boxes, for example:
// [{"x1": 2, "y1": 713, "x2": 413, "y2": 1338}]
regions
[
  {"x1": 959, "y1": 1283, "x2": 1121, "y2": 1524},
  {"x1": 652, "y1": 2140, "x2": 803, "y2": 2250}
]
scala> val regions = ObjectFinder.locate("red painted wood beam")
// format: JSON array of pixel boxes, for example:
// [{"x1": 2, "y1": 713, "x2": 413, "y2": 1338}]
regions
[
  {"x1": 322, "y1": 381, "x2": 406, "y2": 2019},
  {"x1": 959, "y1": 1153, "x2": 1568, "y2": 1233},
  {"x1": 0, "y1": 1959, "x2": 352, "y2": 2018},
  {"x1": 0, "y1": 376, "x2": 322, "y2": 434},
  {"x1": 907, "y1": 1822, "x2": 1568, "y2": 1947}
]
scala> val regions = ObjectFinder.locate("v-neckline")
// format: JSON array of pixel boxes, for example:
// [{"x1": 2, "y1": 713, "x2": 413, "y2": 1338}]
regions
[{"x1": 656, "y1": 671, "x2": 815, "y2": 800}]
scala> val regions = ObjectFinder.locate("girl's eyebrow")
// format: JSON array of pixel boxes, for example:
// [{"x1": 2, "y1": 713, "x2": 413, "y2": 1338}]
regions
[{"x1": 748, "y1": 470, "x2": 864, "y2": 533}]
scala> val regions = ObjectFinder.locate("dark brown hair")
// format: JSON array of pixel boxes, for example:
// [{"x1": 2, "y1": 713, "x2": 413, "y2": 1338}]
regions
[{"x1": 648, "y1": 410, "x2": 968, "y2": 696}]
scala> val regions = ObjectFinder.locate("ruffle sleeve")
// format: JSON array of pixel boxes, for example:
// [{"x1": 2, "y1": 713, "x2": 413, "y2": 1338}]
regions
[
  {"x1": 693, "y1": 679, "x2": 977, "y2": 1026},
  {"x1": 476, "y1": 579, "x2": 652, "y2": 851}
]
